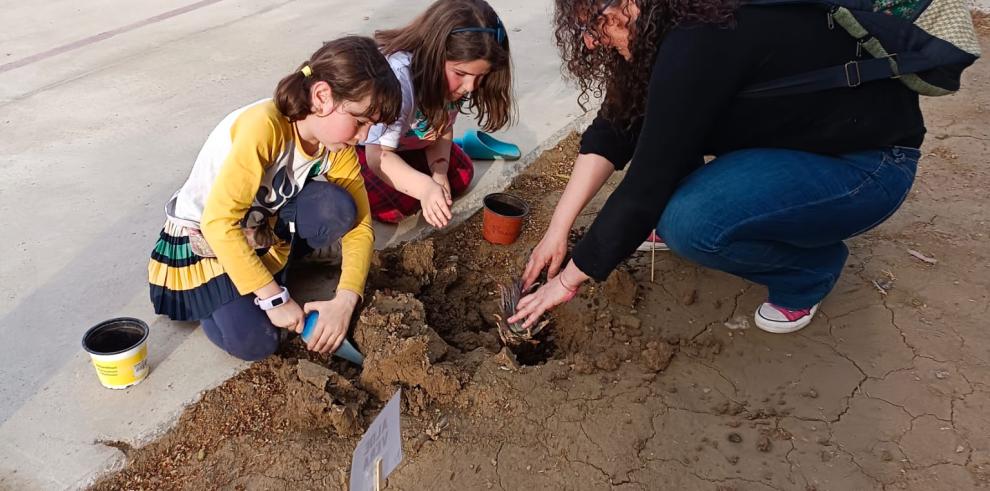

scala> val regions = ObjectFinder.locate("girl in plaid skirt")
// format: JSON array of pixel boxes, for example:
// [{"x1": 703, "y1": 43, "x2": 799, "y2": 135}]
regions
[{"x1": 359, "y1": 0, "x2": 514, "y2": 227}]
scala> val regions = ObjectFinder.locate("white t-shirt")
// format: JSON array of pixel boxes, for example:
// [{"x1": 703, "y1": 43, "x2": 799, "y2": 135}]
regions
[
  {"x1": 363, "y1": 51, "x2": 460, "y2": 151},
  {"x1": 165, "y1": 98, "x2": 334, "y2": 230}
]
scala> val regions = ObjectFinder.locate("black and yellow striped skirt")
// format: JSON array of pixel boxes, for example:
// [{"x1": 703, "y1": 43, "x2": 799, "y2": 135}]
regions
[{"x1": 148, "y1": 221, "x2": 283, "y2": 321}]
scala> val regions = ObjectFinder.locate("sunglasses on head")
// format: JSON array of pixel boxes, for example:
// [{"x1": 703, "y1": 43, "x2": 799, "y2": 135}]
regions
[{"x1": 451, "y1": 17, "x2": 508, "y2": 45}]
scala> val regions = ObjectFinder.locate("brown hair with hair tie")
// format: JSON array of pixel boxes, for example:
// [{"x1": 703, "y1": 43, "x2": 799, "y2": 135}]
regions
[{"x1": 274, "y1": 36, "x2": 402, "y2": 125}]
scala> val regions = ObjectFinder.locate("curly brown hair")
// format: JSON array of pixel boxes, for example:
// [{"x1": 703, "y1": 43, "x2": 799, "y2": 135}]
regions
[{"x1": 554, "y1": 0, "x2": 737, "y2": 128}]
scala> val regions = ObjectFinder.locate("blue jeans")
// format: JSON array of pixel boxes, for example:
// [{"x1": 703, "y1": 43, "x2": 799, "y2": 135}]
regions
[
  {"x1": 658, "y1": 147, "x2": 919, "y2": 309},
  {"x1": 200, "y1": 181, "x2": 356, "y2": 361}
]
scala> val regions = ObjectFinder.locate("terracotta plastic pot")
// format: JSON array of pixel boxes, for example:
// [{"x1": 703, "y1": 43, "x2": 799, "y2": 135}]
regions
[{"x1": 482, "y1": 193, "x2": 529, "y2": 245}]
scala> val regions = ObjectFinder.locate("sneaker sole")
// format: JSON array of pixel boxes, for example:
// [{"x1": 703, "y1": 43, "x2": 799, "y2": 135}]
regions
[
  {"x1": 753, "y1": 305, "x2": 819, "y2": 334},
  {"x1": 636, "y1": 242, "x2": 670, "y2": 252}
]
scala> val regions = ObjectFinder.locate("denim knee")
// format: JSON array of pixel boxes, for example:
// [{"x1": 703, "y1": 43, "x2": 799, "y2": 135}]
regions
[
  {"x1": 202, "y1": 295, "x2": 282, "y2": 361},
  {"x1": 224, "y1": 329, "x2": 279, "y2": 361},
  {"x1": 657, "y1": 197, "x2": 724, "y2": 263},
  {"x1": 279, "y1": 181, "x2": 357, "y2": 249},
  {"x1": 310, "y1": 182, "x2": 357, "y2": 232}
]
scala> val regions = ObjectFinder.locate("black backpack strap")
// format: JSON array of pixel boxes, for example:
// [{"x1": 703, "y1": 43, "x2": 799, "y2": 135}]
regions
[
  {"x1": 740, "y1": 0, "x2": 873, "y2": 11},
  {"x1": 738, "y1": 52, "x2": 932, "y2": 98}
]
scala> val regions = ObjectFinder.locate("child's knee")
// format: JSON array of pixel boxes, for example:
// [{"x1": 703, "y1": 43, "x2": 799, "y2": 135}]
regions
[
  {"x1": 325, "y1": 184, "x2": 357, "y2": 226},
  {"x1": 224, "y1": 329, "x2": 280, "y2": 361},
  {"x1": 449, "y1": 146, "x2": 475, "y2": 194},
  {"x1": 295, "y1": 182, "x2": 357, "y2": 247},
  {"x1": 205, "y1": 296, "x2": 281, "y2": 361}
]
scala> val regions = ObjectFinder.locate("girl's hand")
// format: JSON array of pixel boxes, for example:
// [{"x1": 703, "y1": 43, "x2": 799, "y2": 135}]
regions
[
  {"x1": 421, "y1": 181, "x2": 453, "y2": 228},
  {"x1": 266, "y1": 298, "x2": 305, "y2": 333},
  {"x1": 522, "y1": 228, "x2": 569, "y2": 290},
  {"x1": 508, "y1": 273, "x2": 581, "y2": 329},
  {"x1": 303, "y1": 291, "x2": 360, "y2": 354},
  {"x1": 432, "y1": 171, "x2": 452, "y2": 203}
]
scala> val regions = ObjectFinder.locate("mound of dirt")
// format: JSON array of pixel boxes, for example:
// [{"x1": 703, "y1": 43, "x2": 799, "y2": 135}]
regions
[
  {"x1": 368, "y1": 240, "x2": 438, "y2": 294},
  {"x1": 288, "y1": 359, "x2": 368, "y2": 436},
  {"x1": 354, "y1": 291, "x2": 464, "y2": 414},
  {"x1": 549, "y1": 267, "x2": 675, "y2": 373},
  {"x1": 603, "y1": 267, "x2": 639, "y2": 307}
]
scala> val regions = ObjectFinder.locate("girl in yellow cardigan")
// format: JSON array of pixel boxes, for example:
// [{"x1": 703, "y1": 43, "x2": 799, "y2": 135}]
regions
[{"x1": 149, "y1": 37, "x2": 400, "y2": 360}]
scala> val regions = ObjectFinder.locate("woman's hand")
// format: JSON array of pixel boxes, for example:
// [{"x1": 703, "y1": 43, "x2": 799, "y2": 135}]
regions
[
  {"x1": 266, "y1": 298, "x2": 305, "y2": 333},
  {"x1": 509, "y1": 262, "x2": 588, "y2": 329},
  {"x1": 421, "y1": 180, "x2": 453, "y2": 228},
  {"x1": 303, "y1": 291, "x2": 360, "y2": 354},
  {"x1": 522, "y1": 227, "x2": 569, "y2": 290},
  {"x1": 522, "y1": 153, "x2": 616, "y2": 290}
]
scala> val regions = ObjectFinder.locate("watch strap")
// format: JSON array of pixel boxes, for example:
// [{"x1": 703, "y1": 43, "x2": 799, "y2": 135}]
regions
[{"x1": 254, "y1": 286, "x2": 290, "y2": 311}]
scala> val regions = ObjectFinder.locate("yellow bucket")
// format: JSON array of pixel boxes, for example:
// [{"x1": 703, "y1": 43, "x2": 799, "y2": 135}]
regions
[{"x1": 82, "y1": 317, "x2": 150, "y2": 389}]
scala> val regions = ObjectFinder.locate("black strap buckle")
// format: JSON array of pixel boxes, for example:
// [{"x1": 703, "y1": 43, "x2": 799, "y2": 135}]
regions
[
  {"x1": 844, "y1": 61, "x2": 861, "y2": 88},
  {"x1": 886, "y1": 53, "x2": 900, "y2": 79}
]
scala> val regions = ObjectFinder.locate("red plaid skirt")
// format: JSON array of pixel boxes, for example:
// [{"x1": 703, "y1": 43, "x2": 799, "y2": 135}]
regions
[{"x1": 357, "y1": 144, "x2": 474, "y2": 224}]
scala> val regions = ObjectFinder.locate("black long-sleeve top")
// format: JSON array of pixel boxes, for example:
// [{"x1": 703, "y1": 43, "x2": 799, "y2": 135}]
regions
[{"x1": 572, "y1": 4, "x2": 925, "y2": 281}]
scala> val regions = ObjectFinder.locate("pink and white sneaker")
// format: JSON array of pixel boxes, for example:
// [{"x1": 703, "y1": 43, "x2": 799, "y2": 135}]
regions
[
  {"x1": 637, "y1": 230, "x2": 670, "y2": 252},
  {"x1": 754, "y1": 302, "x2": 820, "y2": 334}
]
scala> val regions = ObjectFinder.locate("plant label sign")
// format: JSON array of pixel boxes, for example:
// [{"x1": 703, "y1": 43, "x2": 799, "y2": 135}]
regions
[{"x1": 350, "y1": 389, "x2": 403, "y2": 491}]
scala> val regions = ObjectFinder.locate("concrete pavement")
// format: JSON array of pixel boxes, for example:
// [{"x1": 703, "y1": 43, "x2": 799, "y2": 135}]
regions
[{"x1": 0, "y1": 0, "x2": 582, "y2": 488}]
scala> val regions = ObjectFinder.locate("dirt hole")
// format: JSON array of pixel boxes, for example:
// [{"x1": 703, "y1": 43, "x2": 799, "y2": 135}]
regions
[{"x1": 506, "y1": 331, "x2": 557, "y2": 366}]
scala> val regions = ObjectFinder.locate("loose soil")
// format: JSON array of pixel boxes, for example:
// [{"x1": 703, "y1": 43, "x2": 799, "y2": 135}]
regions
[{"x1": 92, "y1": 34, "x2": 990, "y2": 491}]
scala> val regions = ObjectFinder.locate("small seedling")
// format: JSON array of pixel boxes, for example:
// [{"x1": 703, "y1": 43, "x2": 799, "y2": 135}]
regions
[{"x1": 493, "y1": 279, "x2": 549, "y2": 345}]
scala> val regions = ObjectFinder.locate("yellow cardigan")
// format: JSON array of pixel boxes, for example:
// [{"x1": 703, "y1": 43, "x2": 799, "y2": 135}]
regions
[{"x1": 196, "y1": 101, "x2": 373, "y2": 298}]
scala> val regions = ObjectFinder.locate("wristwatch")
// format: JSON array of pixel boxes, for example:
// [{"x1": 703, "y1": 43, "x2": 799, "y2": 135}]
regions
[{"x1": 255, "y1": 286, "x2": 290, "y2": 311}]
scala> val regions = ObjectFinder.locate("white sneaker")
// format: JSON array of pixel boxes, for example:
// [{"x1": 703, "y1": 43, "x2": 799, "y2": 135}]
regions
[
  {"x1": 754, "y1": 302, "x2": 820, "y2": 334},
  {"x1": 637, "y1": 230, "x2": 670, "y2": 252}
]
